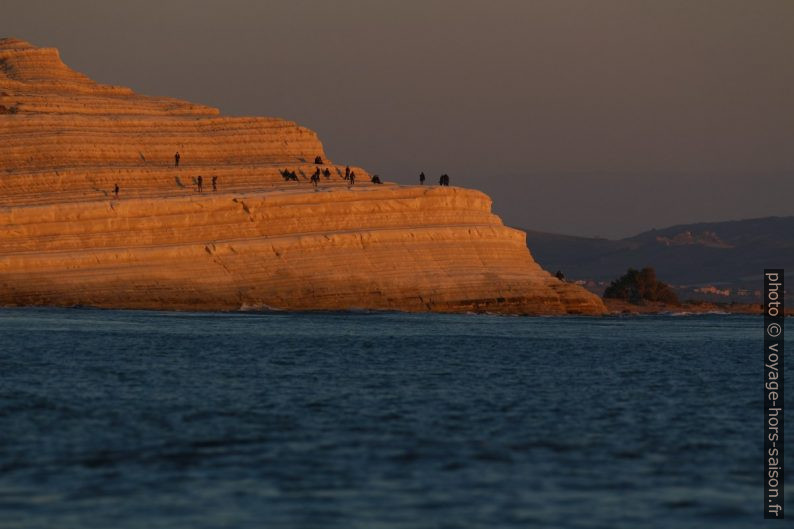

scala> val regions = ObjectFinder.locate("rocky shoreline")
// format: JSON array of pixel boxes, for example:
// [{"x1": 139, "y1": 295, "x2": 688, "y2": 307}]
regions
[{"x1": 604, "y1": 298, "x2": 793, "y2": 316}]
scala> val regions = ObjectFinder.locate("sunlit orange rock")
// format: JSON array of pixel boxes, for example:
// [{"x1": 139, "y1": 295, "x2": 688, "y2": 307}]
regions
[{"x1": 0, "y1": 38, "x2": 605, "y2": 314}]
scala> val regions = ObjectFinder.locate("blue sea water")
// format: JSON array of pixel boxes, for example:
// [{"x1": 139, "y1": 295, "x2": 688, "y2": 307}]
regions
[{"x1": 0, "y1": 308, "x2": 790, "y2": 529}]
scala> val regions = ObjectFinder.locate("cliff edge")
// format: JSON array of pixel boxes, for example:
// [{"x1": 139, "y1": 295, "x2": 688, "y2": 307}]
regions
[{"x1": 0, "y1": 38, "x2": 605, "y2": 315}]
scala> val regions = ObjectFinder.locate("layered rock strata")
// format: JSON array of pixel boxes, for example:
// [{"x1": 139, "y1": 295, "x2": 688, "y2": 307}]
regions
[{"x1": 0, "y1": 38, "x2": 605, "y2": 315}]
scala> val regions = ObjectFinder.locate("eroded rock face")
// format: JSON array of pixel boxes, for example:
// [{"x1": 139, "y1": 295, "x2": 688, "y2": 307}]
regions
[{"x1": 0, "y1": 38, "x2": 605, "y2": 315}]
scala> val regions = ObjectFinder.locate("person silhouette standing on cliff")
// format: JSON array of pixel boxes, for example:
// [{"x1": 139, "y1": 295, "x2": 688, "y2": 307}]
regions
[
  {"x1": 174, "y1": 151, "x2": 180, "y2": 167},
  {"x1": 196, "y1": 175, "x2": 203, "y2": 193},
  {"x1": 345, "y1": 165, "x2": 351, "y2": 181},
  {"x1": 349, "y1": 171, "x2": 356, "y2": 187},
  {"x1": 113, "y1": 183, "x2": 119, "y2": 199},
  {"x1": 211, "y1": 176, "x2": 218, "y2": 192},
  {"x1": 419, "y1": 172, "x2": 425, "y2": 185}
]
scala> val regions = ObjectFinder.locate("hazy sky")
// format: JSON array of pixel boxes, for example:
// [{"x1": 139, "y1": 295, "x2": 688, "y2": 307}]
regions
[{"x1": 3, "y1": 0, "x2": 792, "y2": 237}]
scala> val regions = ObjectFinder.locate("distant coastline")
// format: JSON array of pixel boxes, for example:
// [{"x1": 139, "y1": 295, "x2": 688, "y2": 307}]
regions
[
  {"x1": 525, "y1": 216, "x2": 794, "y2": 306},
  {"x1": 604, "y1": 298, "x2": 793, "y2": 316}
]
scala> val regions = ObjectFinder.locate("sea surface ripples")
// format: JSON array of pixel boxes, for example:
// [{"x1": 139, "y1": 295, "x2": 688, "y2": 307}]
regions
[{"x1": 0, "y1": 309, "x2": 790, "y2": 528}]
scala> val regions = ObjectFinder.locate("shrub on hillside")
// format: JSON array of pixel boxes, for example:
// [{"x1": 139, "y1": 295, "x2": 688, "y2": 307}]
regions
[{"x1": 603, "y1": 267, "x2": 679, "y2": 304}]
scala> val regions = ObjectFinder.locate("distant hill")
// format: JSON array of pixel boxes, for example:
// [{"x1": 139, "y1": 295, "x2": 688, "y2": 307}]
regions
[{"x1": 523, "y1": 216, "x2": 794, "y2": 301}]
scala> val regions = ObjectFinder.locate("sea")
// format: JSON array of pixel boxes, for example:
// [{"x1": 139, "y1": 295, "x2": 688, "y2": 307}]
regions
[{"x1": 0, "y1": 308, "x2": 790, "y2": 529}]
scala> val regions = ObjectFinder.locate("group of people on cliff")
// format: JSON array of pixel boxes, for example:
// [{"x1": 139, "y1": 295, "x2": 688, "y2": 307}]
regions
[
  {"x1": 417, "y1": 172, "x2": 451, "y2": 186},
  {"x1": 280, "y1": 156, "x2": 452, "y2": 189},
  {"x1": 193, "y1": 175, "x2": 218, "y2": 193},
  {"x1": 173, "y1": 152, "x2": 220, "y2": 192},
  {"x1": 282, "y1": 163, "x2": 450, "y2": 188},
  {"x1": 285, "y1": 164, "x2": 360, "y2": 188},
  {"x1": 310, "y1": 167, "x2": 334, "y2": 187},
  {"x1": 113, "y1": 152, "x2": 451, "y2": 199},
  {"x1": 189, "y1": 174, "x2": 218, "y2": 193}
]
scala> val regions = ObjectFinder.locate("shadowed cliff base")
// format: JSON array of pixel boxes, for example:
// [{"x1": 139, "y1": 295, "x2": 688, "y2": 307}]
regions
[{"x1": 0, "y1": 38, "x2": 604, "y2": 315}]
